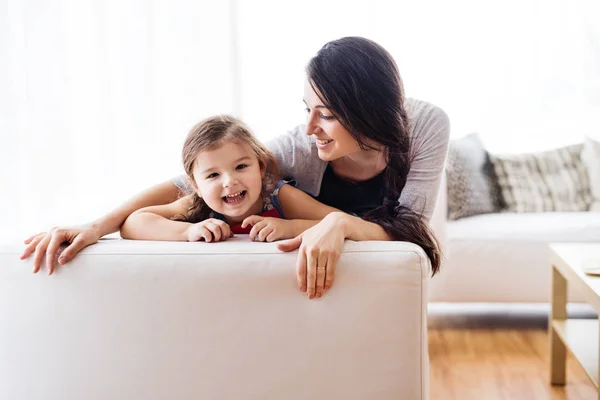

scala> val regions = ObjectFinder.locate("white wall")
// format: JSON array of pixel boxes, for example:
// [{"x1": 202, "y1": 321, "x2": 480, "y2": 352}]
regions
[{"x1": 1, "y1": 0, "x2": 599, "y2": 241}]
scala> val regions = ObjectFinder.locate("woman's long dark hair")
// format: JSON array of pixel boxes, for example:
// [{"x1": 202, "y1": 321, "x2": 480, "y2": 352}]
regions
[{"x1": 306, "y1": 37, "x2": 441, "y2": 275}]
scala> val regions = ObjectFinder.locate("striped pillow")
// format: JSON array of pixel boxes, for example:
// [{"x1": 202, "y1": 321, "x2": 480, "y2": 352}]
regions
[{"x1": 489, "y1": 144, "x2": 592, "y2": 212}]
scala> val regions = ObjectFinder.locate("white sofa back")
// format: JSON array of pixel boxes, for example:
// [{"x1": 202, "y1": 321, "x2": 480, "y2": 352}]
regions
[{"x1": 1, "y1": 238, "x2": 430, "y2": 400}]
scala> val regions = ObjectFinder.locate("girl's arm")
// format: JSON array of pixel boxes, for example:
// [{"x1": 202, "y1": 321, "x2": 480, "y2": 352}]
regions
[{"x1": 120, "y1": 196, "x2": 193, "y2": 241}]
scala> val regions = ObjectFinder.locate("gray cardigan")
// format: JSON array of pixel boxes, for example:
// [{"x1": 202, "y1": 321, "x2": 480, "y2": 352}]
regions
[{"x1": 175, "y1": 98, "x2": 450, "y2": 222}]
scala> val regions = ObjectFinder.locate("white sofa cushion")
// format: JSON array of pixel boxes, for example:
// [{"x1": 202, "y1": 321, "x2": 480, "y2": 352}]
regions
[
  {"x1": 447, "y1": 211, "x2": 600, "y2": 243},
  {"x1": 0, "y1": 238, "x2": 430, "y2": 400},
  {"x1": 429, "y1": 212, "x2": 600, "y2": 303}
]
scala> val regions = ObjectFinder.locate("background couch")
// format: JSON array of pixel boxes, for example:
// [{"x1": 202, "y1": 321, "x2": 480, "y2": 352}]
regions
[{"x1": 429, "y1": 135, "x2": 600, "y2": 303}]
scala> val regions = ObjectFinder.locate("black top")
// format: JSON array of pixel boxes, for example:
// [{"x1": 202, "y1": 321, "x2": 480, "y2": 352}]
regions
[{"x1": 315, "y1": 164, "x2": 386, "y2": 217}]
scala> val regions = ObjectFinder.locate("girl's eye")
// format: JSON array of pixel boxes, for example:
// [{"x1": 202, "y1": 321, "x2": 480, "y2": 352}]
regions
[
  {"x1": 236, "y1": 164, "x2": 248, "y2": 170},
  {"x1": 206, "y1": 173, "x2": 219, "y2": 179},
  {"x1": 304, "y1": 107, "x2": 310, "y2": 113}
]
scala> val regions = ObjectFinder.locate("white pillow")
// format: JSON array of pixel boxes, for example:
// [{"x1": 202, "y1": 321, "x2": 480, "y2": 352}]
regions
[{"x1": 582, "y1": 136, "x2": 600, "y2": 211}]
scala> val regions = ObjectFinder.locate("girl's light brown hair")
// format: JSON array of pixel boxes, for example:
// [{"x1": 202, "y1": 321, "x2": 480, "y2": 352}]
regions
[{"x1": 174, "y1": 115, "x2": 280, "y2": 223}]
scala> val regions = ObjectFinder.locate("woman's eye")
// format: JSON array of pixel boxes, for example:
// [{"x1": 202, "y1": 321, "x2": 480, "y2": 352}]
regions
[
  {"x1": 236, "y1": 164, "x2": 248, "y2": 170},
  {"x1": 320, "y1": 114, "x2": 334, "y2": 121},
  {"x1": 304, "y1": 107, "x2": 310, "y2": 113},
  {"x1": 206, "y1": 173, "x2": 219, "y2": 179}
]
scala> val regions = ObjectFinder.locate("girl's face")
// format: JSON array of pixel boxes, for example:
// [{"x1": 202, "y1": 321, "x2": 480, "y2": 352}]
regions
[
  {"x1": 191, "y1": 141, "x2": 264, "y2": 224},
  {"x1": 303, "y1": 79, "x2": 361, "y2": 161}
]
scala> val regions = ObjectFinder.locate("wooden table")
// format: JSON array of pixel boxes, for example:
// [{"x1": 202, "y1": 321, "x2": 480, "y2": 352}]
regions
[{"x1": 549, "y1": 243, "x2": 600, "y2": 399}]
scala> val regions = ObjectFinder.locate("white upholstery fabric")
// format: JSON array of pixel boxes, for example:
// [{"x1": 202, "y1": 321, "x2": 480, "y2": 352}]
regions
[
  {"x1": 0, "y1": 238, "x2": 430, "y2": 400},
  {"x1": 429, "y1": 201, "x2": 600, "y2": 302}
]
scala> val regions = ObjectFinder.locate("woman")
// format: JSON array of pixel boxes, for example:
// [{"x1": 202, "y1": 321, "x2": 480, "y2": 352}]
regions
[{"x1": 21, "y1": 37, "x2": 450, "y2": 300}]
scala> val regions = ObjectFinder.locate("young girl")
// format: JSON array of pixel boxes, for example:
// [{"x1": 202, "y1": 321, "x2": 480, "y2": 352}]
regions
[{"x1": 120, "y1": 115, "x2": 339, "y2": 243}]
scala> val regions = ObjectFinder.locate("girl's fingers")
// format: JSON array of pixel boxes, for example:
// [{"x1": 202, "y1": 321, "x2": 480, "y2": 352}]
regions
[
  {"x1": 199, "y1": 226, "x2": 213, "y2": 242},
  {"x1": 266, "y1": 230, "x2": 280, "y2": 242},
  {"x1": 205, "y1": 222, "x2": 222, "y2": 242},
  {"x1": 249, "y1": 221, "x2": 268, "y2": 241},
  {"x1": 257, "y1": 225, "x2": 274, "y2": 242},
  {"x1": 213, "y1": 220, "x2": 232, "y2": 239},
  {"x1": 241, "y1": 215, "x2": 262, "y2": 229}
]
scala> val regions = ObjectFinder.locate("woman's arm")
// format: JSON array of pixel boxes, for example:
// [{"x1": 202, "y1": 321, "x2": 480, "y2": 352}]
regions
[
  {"x1": 278, "y1": 184, "x2": 339, "y2": 220},
  {"x1": 399, "y1": 100, "x2": 450, "y2": 221},
  {"x1": 335, "y1": 212, "x2": 391, "y2": 241},
  {"x1": 278, "y1": 184, "x2": 391, "y2": 239},
  {"x1": 22, "y1": 179, "x2": 183, "y2": 274},
  {"x1": 120, "y1": 197, "x2": 192, "y2": 241}
]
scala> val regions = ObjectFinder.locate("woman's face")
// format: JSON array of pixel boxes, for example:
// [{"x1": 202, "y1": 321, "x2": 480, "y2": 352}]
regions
[{"x1": 303, "y1": 79, "x2": 360, "y2": 161}]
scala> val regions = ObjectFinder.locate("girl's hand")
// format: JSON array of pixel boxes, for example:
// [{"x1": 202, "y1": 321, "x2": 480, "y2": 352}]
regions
[
  {"x1": 187, "y1": 219, "x2": 233, "y2": 242},
  {"x1": 21, "y1": 225, "x2": 102, "y2": 275},
  {"x1": 276, "y1": 213, "x2": 346, "y2": 299},
  {"x1": 241, "y1": 216, "x2": 294, "y2": 242}
]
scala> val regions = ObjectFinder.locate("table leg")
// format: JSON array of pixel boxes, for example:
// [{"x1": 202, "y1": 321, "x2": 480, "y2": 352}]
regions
[{"x1": 550, "y1": 265, "x2": 567, "y2": 385}]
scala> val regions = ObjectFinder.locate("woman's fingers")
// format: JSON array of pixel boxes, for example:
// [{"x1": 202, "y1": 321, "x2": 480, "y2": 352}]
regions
[
  {"x1": 306, "y1": 249, "x2": 318, "y2": 299},
  {"x1": 276, "y1": 236, "x2": 302, "y2": 252},
  {"x1": 32, "y1": 233, "x2": 53, "y2": 273},
  {"x1": 23, "y1": 232, "x2": 44, "y2": 245},
  {"x1": 59, "y1": 235, "x2": 91, "y2": 265},
  {"x1": 45, "y1": 235, "x2": 63, "y2": 275},
  {"x1": 20, "y1": 234, "x2": 45, "y2": 260},
  {"x1": 324, "y1": 253, "x2": 338, "y2": 291},
  {"x1": 296, "y1": 247, "x2": 307, "y2": 292},
  {"x1": 315, "y1": 253, "x2": 328, "y2": 298}
]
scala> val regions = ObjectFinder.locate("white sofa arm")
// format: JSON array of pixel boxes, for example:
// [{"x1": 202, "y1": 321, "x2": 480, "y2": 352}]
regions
[{"x1": 1, "y1": 238, "x2": 430, "y2": 400}]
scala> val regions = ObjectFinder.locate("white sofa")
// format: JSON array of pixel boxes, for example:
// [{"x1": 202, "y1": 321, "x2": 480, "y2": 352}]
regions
[
  {"x1": 0, "y1": 238, "x2": 430, "y2": 400},
  {"x1": 428, "y1": 180, "x2": 600, "y2": 303}
]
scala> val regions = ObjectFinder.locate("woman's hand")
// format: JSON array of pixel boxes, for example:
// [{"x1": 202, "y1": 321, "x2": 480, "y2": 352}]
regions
[
  {"x1": 21, "y1": 225, "x2": 102, "y2": 275},
  {"x1": 241, "y1": 216, "x2": 295, "y2": 242},
  {"x1": 187, "y1": 219, "x2": 232, "y2": 242},
  {"x1": 277, "y1": 212, "x2": 346, "y2": 299}
]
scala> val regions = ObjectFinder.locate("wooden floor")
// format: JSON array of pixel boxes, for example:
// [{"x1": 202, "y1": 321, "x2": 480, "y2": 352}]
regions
[{"x1": 428, "y1": 305, "x2": 598, "y2": 400}]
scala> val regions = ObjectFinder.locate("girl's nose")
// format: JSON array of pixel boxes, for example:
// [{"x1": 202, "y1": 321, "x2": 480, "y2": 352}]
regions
[{"x1": 222, "y1": 174, "x2": 238, "y2": 187}]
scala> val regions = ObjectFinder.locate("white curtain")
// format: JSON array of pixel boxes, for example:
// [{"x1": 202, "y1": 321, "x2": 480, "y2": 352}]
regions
[
  {"x1": 2, "y1": 0, "x2": 600, "y2": 241},
  {"x1": 1, "y1": 0, "x2": 235, "y2": 241}
]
